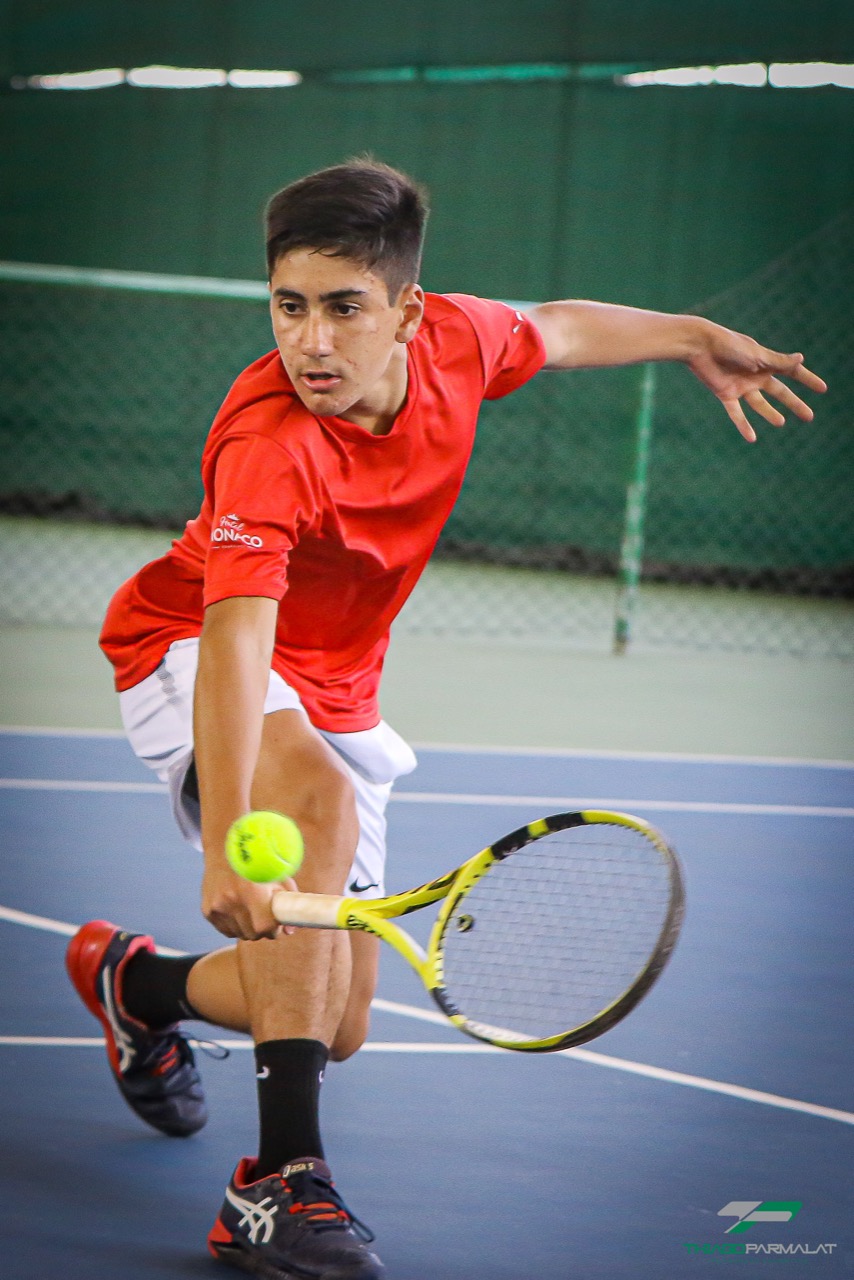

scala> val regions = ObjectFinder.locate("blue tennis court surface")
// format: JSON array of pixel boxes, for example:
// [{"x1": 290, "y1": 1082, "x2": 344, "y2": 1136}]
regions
[{"x1": 1, "y1": 728, "x2": 852, "y2": 1278}]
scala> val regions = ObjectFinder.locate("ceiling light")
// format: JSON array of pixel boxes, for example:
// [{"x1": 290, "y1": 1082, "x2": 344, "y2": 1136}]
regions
[
  {"x1": 126, "y1": 65, "x2": 227, "y2": 89},
  {"x1": 30, "y1": 67, "x2": 125, "y2": 90},
  {"x1": 712, "y1": 63, "x2": 767, "y2": 87},
  {"x1": 769, "y1": 62, "x2": 854, "y2": 88},
  {"x1": 621, "y1": 66, "x2": 716, "y2": 87},
  {"x1": 227, "y1": 69, "x2": 302, "y2": 88}
]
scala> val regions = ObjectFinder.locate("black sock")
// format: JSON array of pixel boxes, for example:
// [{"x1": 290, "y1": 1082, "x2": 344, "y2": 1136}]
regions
[
  {"x1": 254, "y1": 1038, "x2": 329, "y2": 1178},
  {"x1": 120, "y1": 950, "x2": 205, "y2": 1028}
]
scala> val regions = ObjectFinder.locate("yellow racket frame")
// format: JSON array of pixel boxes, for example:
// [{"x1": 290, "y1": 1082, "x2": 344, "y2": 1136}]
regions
[{"x1": 271, "y1": 809, "x2": 684, "y2": 1052}]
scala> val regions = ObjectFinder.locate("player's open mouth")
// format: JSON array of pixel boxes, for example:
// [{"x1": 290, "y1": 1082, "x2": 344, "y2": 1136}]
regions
[{"x1": 301, "y1": 372, "x2": 342, "y2": 391}]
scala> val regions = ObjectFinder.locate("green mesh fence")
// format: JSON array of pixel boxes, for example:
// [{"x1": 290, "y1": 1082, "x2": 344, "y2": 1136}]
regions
[
  {"x1": 647, "y1": 209, "x2": 854, "y2": 594},
  {"x1": 0, "y1": 270, "x2": 270, "y2": 526},
  {"x1": 0, "y1": 211, "x2": 852, "y2": 658}
]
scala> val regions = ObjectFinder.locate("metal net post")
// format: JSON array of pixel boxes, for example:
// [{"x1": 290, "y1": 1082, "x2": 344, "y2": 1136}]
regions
[{"x1": 613, "y1": 362, "x2": 657, "y2": 654}]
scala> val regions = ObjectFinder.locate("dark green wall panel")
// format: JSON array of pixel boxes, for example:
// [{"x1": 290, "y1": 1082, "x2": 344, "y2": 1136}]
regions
[
  {"x1": 4, "y1": 1, "x2": 853, "y2": 77},
  {"x1": 1, "y1": 54, "x2": 851, "y2": 590},
  {"x1": 3, "y1": 80, "x2": 853, "y2": 311}
]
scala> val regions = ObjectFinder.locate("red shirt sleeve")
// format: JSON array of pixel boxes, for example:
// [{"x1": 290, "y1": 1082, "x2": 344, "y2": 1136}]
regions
[
  {"x1": 443, "y1": 294, "x2": 547, "y2": 399},
  {"x1": 203, "y1": 434, "x2": 318, "y2": 608}
]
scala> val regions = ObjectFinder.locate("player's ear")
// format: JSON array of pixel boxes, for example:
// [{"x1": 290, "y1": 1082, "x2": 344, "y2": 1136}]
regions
[{"x1": 396, "y1": 284, "x2": 424, "y2": 343}]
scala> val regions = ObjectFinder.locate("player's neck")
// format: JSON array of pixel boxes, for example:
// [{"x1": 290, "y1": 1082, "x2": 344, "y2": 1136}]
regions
[{"x1": 339, "y1": 345, "x2": 409, "y2": 437}]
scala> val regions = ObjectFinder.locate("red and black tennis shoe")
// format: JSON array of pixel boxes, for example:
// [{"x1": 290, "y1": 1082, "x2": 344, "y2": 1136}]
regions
[
  {"x1": 208, "y1": 1156, "x2": 385, "y2": 1278},
  {"x1": 65, "y1": 919, "x2": 207, "y2": 1137}
]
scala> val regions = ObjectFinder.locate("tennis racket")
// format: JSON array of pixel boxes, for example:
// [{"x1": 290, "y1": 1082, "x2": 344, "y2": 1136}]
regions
[{"x1": 272, "y1": 809, "x2": 684, "y2": 1052}]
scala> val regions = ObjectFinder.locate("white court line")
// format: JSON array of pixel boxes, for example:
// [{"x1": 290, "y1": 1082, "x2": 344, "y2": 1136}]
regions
[
  {"x1": 1, "y1": 1036, "x2": 109, "y2": 1047},
  {"x1": 1, "y1": 777, "x2": 851, "y2": 817},
  {"x1": 0, "y1": 904, "x2": 186, "y2": 957},
  {"x1": 0, "y1": 725, "x2": 127, "y2": 739},
  {"x1": 0, "y1": 1032, "x2": 852, "y2": 1125},
  {"x1": 3, "y1": 725, "x2": 852, "y2": 769},
  {"x1": 413, "y1": 740, "x2": 854, "y2": 770},
  {"x1": 391, "y1": 792, "x2": 854, "y2": 819},
  {"x1": 0, "y1": 778, "x2": 166, "y2": 793},
  {"x1": 1, "y1": 902, "x2": 853, "y2": 1127},
  {"x1": 0, "y1": 1035, "x2": 497, "y2": 1053}
]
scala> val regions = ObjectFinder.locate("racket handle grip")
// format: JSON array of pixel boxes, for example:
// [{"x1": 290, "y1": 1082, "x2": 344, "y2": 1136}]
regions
[{"x1": 271, "y1": 890, "x2": 345, "y2": 929}]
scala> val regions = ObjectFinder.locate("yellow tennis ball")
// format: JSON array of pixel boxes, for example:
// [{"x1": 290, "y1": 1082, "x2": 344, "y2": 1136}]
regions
[{"x1": 225, "y1": 810, "x2": 304, "y2": 883}]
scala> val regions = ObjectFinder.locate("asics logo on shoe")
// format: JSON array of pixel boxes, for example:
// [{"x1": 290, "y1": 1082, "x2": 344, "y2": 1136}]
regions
[
  {"x1": 224, "y1": 1188, "x2": 278, "y2": 1245},
  {"x1": 280, "y1": 1160, "x2": 317, "y2": 1177},
  {"x1": 101, "y1": 965, "x2": 136, "y2": 1073}
]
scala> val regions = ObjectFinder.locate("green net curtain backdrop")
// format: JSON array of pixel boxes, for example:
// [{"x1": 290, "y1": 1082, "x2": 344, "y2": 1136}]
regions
[{"x1": 1, "y1": 34, "x2": 852, "y2": 656}]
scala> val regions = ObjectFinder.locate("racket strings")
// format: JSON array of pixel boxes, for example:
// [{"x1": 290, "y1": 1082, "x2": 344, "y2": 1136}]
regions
[{"x1": 438, "y1": 825, "x2": 675, "y2": 1043}]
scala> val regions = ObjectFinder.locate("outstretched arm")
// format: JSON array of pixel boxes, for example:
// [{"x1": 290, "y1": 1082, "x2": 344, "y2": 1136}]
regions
[
  {"x1": 527, "y1": 300, "x2": 827, "y2": 442},
  {"x1": 194, "y1": 595, "x2": 290, "y2": 940}
]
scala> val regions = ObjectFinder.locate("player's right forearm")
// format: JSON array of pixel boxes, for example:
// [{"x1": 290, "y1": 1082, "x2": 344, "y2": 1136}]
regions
[{"x1": 193, "y1": 596, "x2": 278, "y2": 866}]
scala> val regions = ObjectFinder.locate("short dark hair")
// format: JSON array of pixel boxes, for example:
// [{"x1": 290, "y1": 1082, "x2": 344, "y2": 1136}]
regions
[{"x1": 265, "y1": 158, "x2": 429, "y2": 299}]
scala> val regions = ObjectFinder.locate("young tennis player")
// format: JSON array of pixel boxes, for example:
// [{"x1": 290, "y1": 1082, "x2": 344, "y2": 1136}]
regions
[{"x1": 66, "y1": 158, "x2": 824, "y2": 1279}]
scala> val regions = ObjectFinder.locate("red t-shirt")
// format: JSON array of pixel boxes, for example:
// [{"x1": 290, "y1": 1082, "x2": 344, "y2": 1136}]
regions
[{"x1": 100, "y1": 292, "x2": 546, "y2": 730}]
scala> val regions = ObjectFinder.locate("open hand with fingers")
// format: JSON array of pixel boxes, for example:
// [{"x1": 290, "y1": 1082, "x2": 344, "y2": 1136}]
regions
[{"x1": 687, "y1": 319, "x2": 827, "y2": 441}]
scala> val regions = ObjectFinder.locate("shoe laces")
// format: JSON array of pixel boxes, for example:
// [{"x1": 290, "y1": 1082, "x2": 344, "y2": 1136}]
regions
[
  {"x1": 149, "y1": 1033, "x2": 229, "y2": 1075},
  {"x1": 285, "y1": 1175, "x2": 376, "y2": 1242},
  {"x1": 192, "y1": 1037, "x2": 231, "y2": 1061}
]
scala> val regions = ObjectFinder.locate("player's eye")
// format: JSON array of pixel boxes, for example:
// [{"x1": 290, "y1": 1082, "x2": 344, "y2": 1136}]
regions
[
  {"x1": 333, "y1": 303, "x2": 359, "y2": 317},
  {"x1": 279, "y1": 300, "x2": 302, "y2": 315}
]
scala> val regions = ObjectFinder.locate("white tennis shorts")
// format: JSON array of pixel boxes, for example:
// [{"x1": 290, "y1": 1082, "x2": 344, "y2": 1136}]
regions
[{"x1": 118, "y1": 637, "x2": 417, "y2": 898}]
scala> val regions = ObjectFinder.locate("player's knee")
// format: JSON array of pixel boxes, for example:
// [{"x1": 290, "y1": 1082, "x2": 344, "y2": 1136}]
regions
[
  {"x1": 329, "y1": 1006, "x2": 371, "y2": 1061},
  {"x1": 288, "y1": 764, "x2": 359, "y2": 892},
  {"x1": 330, "y1": 934, "x2": 378, "y2": 1060}
]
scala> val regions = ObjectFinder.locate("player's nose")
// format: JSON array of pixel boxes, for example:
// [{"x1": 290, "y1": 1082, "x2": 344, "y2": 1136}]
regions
[{"x1": 300, "y1": 311, "x2": 335, "y2": 356}]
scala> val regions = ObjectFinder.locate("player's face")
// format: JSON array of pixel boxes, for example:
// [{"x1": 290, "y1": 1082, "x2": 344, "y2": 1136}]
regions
[{"x1": 269, "y1": 249, "x2": 423, "y2": 422}]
